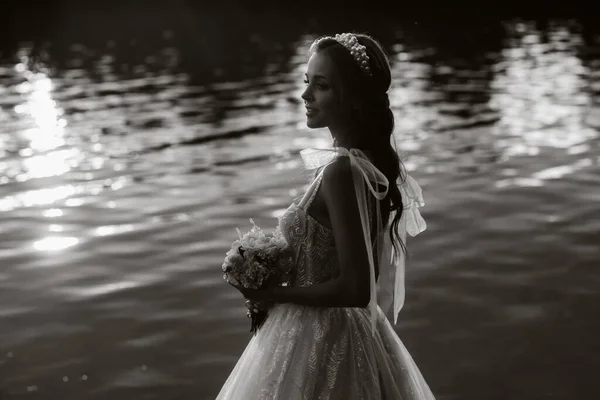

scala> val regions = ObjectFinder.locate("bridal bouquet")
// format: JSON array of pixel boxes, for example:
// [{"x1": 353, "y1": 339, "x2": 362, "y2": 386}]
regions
[{"x1": 222, "y1": 219, "x2": 293, "y2": 334}]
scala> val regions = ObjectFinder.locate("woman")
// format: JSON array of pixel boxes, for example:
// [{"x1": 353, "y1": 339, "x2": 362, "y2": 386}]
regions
[{"x1": 217, "y1": 32, "x2": 435, "y2": 399}]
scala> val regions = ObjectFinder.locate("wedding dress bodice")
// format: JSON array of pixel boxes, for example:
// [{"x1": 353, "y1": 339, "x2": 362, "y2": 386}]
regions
[
  {"x1": 277, "y1": 172, "x2": 339, "y2": 287},
  {"x1": 277, "y1": 167, "x2": 376, "y2": 288}
]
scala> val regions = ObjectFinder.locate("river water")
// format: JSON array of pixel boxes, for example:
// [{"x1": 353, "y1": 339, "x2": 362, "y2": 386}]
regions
[{"x1": 1, "y1": 4, "x2": 599, "y2": 400}]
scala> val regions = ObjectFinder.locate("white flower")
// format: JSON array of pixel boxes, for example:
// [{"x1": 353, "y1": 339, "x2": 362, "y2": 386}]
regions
[
  {"x1": 223, "y1": 216, "x2": 295, "y2": 292},
  {"x1": 224, "y1": 252, "x2": 243, "y2": 267}
]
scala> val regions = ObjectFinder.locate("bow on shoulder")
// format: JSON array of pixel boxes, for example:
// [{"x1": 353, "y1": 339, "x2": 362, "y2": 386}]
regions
[
  {"x1": 300, "y1": 147, "x2": 389, "y2": 200},
  {"x1": 300, "y1": 147, "x2": 426, "y2": 235}
]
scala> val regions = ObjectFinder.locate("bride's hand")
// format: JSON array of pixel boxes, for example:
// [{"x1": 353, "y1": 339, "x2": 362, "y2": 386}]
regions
[{"x1": 245, "y1": 299, "x2": 272, "y2": 313}]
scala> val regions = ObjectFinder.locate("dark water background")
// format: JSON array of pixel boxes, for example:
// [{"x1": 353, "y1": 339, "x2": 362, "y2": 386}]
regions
[{"x1": 1, "y1": 2, "x2": 599, "y2": 399}]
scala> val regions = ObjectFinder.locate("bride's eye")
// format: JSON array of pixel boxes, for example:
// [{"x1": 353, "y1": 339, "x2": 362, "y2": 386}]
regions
[{"x1": 303, "y1": 79, "x2": 309, "y2": 85}]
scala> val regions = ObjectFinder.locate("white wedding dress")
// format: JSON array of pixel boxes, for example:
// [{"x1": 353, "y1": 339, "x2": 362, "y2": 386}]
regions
[{"x1": 216, "y1": 148, "x2": 436, "y2": 399}]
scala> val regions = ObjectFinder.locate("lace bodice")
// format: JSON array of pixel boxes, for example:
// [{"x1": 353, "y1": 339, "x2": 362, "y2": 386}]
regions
[
  {"x1": 277, "y1": 172, "x2": 339, "y2": 287},
  {"x1": 277, "y1": 165, "x2": 377, "y2": 288}
]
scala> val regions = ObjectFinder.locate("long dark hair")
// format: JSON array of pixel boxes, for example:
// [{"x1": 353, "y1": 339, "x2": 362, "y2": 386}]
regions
[{"x1": 309, "y1": 33, "x2": 408, "y2": 263}]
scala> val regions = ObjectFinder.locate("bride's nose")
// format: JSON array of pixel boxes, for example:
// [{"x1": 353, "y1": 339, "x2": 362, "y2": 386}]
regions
[{"x1": 301, "y1": 87, "x2": 313, "y2": 103}]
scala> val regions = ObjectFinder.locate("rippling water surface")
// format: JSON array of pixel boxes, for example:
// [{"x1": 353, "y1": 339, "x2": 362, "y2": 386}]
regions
[{"x1": 1, "y1": 5, "x2": 599, "y2": 399}]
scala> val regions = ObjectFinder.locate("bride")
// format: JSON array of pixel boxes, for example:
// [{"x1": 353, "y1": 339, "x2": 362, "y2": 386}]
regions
[{"x1": 217, "y1": 32, "x2": 436, "y2": 399}]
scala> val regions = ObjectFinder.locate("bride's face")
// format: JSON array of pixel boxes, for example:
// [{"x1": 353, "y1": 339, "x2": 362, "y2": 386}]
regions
[{"x1": 301, "y1": 52, "x2": 344, "y2": 130}]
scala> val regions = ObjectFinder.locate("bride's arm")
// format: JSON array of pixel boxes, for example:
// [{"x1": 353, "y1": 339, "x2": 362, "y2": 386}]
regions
[
  {"x1": 247, "y1": 158, "x2": 371, "y2": 308},
  {"x1": 267, "y1": 276, "x2": 365, "y2": 307}
]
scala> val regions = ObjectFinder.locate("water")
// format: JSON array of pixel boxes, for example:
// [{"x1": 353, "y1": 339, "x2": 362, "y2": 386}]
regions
[{"x1": 1, "y1": 4, "x2": 599, "y2": 399}]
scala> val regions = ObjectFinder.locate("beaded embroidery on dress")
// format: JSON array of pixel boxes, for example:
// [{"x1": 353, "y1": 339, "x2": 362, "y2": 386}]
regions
[{"x1": 216, "y1": 151, "x2": 436, "y2": 400}]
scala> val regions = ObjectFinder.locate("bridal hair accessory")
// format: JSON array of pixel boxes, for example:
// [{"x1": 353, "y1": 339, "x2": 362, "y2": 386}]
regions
[
  {"x1": 334, "y1": 33, "x2": 372, "y2": 76},
  {"x1": 299, "y1": 146, "x2": 426, "y2": 336},
  {"x1": 313, "y1": 33, "x2": 372, "y2": 76}
]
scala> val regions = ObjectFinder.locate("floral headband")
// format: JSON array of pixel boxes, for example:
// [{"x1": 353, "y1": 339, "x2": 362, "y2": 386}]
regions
[{"x1": 313, "y1": 33, "x2": 372, "y2": 76}]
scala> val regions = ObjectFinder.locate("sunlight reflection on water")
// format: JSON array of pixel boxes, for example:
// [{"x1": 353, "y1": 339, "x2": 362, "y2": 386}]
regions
[
  {"x1": 32, "y1": 236, "x2": 79, "y2": 251},
  {"x1": 0, "y1": 12, "x2": 599, "y2": 400}
]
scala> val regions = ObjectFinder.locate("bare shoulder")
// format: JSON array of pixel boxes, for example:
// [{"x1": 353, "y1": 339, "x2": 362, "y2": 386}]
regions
[
  {"x1": 323, "y1": 156, "x2": 352, "y2": 177},
  {"x1": 321, "y1": 157, "x2": 356, "y2": 200}
]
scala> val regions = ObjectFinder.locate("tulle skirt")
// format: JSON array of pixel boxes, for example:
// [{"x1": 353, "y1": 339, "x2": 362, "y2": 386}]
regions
[{"x1": 216, "y1": 302, "x2": 436, "y2": 400}]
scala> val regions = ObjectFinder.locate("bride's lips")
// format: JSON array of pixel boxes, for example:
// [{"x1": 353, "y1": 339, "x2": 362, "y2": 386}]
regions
[{"x1": 305, "y1": 107, "x2": 318, "y2": 116}]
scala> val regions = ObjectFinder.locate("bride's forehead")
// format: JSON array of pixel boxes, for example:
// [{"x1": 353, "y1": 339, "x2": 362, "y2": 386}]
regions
[{"x1": 305, "y1": 52, "x2": 335, "y2": 77}]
